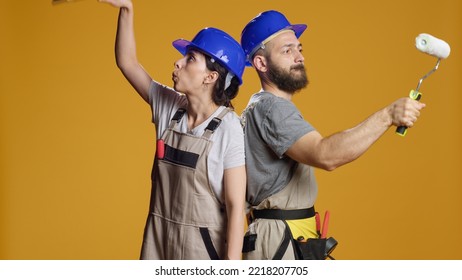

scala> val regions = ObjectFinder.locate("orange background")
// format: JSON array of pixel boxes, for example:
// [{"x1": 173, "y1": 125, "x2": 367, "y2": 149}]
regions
[{"x1": 1, "y1": 0, "x2": 461, "y2": 259}]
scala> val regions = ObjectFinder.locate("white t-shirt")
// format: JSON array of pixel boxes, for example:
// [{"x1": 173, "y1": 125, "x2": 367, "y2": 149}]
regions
[{"x1": 148, "y1": 80, "x2": 245, "y2": 203}]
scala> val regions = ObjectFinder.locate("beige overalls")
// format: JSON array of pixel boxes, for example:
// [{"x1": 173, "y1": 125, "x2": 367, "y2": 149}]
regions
[
  {"x1": 243, "y1": 163, "x2": 318, "y2": 260},
  {"x1": 140, "y1": 108, "x2": 231, "y2": 260}
]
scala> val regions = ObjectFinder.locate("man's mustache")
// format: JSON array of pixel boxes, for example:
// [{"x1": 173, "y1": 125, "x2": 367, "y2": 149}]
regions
[{"x1": 290, "y1": 64, "x2": 305, "y2": 71}]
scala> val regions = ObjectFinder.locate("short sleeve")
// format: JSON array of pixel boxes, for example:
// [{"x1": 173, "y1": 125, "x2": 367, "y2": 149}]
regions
[
  {"x1": 147, "y1": 80, "x2": 188, "y2": 139},
  {"x1": 260, "y1": 98, "x2": 315, "y2": 158},
  {"x1": 222, "y1": 114, "x2": 245, "y2": 170}
]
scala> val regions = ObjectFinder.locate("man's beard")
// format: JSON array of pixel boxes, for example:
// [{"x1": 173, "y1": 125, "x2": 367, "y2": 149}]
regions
[{"x1": 267, "y1": 57, "x2": 309, "y2": 93}]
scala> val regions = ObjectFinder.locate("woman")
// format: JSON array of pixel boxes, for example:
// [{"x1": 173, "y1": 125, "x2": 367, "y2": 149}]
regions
[{"x1": 100, "y1": 0, "x2": 246, "y2": 260}]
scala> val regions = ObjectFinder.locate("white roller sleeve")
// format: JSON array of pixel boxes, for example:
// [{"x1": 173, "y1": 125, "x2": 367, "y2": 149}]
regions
[{"x1": 415, "y1": 33, "x2": 451, "y2": 59}]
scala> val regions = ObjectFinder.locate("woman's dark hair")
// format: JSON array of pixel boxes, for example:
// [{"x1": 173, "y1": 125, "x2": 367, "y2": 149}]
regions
[{"x1": 203, "y1": 53, "x2": 240, "y2": 108}]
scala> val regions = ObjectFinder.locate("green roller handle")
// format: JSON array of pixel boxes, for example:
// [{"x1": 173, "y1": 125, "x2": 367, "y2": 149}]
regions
[{"x1": 395, "y1": 90, "x2": 422, "y2": 136}]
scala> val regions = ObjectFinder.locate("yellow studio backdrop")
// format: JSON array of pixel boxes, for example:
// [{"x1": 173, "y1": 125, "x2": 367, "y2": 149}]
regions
[{"x1": 1, "y1": 0, "x2": 461, "y2": 260}]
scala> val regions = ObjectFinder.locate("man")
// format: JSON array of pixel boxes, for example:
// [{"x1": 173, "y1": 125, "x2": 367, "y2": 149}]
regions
[{"x1": 240, "y1": 10, "x2": 425, "y2": 260}]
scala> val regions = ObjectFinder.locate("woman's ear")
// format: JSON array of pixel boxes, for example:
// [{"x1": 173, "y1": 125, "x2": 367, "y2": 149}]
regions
[
  {"x1": 204, "y1": 71, "x2": 219, "y2": 85},
  {"x1": 253, "y1": 55, "x2": 268, "y2": 73}
]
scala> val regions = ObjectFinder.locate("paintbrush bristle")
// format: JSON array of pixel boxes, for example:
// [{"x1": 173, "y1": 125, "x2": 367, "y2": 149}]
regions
[{"x1": 52, "y1": 0, "x2": 81, "y2": 5}]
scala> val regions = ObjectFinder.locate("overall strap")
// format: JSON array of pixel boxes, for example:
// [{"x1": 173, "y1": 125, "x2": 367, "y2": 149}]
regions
[
  {"x1": 199, "y1": 228, "x2": 220, "y2": 260},
  {"x1": 202, "y1": 107, "x2": 232, "y2": 139},
  {"x1": 168, "y1": 108, "x2": 187, "y2": 130},
  {"x1": 272, "y1": 220, "x2": 293, "y2": 260}
]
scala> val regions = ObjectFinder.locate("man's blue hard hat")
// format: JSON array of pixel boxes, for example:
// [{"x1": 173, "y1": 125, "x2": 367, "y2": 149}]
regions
[
  {"x1": 240, "y1": 10, "x2": 307, "y2": 66},
  {"x1": 172, "y1": 27, "x2": 246, "y2": 85}
]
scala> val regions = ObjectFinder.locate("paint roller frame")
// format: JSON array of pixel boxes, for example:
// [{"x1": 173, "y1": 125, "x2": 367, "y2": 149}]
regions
[{"x1": 396, "y1": 33, "x2": 450, "y2": 136}]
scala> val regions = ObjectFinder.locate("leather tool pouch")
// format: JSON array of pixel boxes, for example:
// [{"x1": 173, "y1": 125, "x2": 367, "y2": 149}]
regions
[
  {"x1": 293, "y1": 238, "x2": 327, "y2": 260},
  {"x1": 282, "y1": 220, "x2": 336, "y2": 260}
]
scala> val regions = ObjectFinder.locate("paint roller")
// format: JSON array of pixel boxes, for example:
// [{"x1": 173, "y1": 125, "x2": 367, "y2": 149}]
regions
[{"x1": 396, "y1": 33, "x2": 451, "y2": 136}]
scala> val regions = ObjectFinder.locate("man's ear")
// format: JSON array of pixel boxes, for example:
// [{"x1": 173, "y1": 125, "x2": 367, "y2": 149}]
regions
[
  {"x1": 253, "y1": 55, "x2": 268, "y2": 73},
  {"x1": 204, "y1": 71, "x2": 219, "y2": 85}
]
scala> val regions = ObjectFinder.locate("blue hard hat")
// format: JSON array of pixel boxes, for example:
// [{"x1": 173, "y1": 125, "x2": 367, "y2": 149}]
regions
[
  {"x1": 241, "y1": 10, "x2": 307, "y2": 66},
  {"x1": 172, "y1": 27, "x2": 246, "y2": 85}
]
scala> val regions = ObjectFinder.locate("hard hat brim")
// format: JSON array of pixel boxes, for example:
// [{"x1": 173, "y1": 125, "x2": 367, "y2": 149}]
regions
[
  {"x1": 172, "y1": 39, "x2": 191, "y2": 56},
  {"x1": 245, "y1": 23, "x2": 307, "y2": 67},
  {"x1": 172, "y1": 39, "x2": 244, "y2": 85}
]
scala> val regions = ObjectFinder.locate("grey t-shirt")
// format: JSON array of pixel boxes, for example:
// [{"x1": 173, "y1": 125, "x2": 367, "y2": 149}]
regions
[{"x1": 242, "y1": 91, "x2": 315, "y2": 206}]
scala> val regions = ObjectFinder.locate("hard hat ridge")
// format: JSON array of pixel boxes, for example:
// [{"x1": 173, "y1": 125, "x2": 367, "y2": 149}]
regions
[{"x1": 240, "y1": 10, "x2": 307, "y2": 66}]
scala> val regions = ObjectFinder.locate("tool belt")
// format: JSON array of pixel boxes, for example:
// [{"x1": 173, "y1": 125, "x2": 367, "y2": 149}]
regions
[
  {"x1": 244, "y1": 207, "x2": 337, "y2": 260},
  {"x1": 251, "y1": 207, "x2": 315, "y2": 220},
  {"x1": 279, "y1": 220, "x2": 337, "y2": 260}
]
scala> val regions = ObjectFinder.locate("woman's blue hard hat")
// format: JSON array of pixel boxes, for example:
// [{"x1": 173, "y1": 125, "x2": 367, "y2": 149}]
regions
[
  {"x1": 172, "y1": 27, "x2": 246, "y2": 85},
  {"x1": 240, "y1": 10, "x2": 307, "y2": 66}
]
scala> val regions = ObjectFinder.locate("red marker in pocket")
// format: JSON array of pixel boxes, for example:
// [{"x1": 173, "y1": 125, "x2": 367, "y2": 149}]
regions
[{"x1": 156, "y1": 139, "x2": 165, "y2": 159}]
